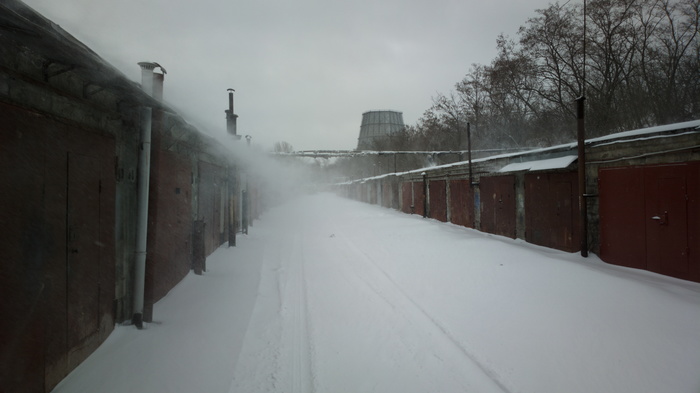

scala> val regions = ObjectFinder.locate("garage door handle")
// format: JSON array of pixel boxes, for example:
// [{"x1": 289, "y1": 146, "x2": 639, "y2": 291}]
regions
[{"x1": 651, "y1": 211, "x2": 668, "y2": 225}]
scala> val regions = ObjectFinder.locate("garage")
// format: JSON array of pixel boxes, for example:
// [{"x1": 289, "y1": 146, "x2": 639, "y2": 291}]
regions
[{"x1": 599, "y1": 162, "x2": 700, "y2": 282}]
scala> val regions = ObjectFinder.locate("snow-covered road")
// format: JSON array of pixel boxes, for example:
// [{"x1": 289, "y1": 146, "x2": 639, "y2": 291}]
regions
[
  {"x1": 230, "y1": 196, "x2": 509, "y2": 392},
  {"x1": 53, "y1": 193, "x2": 700, "y2": 393}
]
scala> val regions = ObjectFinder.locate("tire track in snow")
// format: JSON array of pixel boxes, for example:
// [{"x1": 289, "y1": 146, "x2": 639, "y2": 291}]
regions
[
  {"x1": 228, "y1": 224, "x2": 316, "y2": 393},
  {"x1": 336, "y1": 228, "x2": 514, "y2": 393},
  {"x1": 288, "y1": 232, "x2": 315, "y2": 393}
]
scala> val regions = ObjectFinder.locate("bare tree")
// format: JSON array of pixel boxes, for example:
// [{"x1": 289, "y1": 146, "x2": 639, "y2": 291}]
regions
[
  {"x1": 273, "y1": 141, "x2": 294, "y2": 153},
  {"x1": 412, "y1": 0, "x2": 699, "y2": 149}
]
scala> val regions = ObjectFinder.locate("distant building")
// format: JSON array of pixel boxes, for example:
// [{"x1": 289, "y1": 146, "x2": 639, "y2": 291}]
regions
[{"x1": 357, "y1": 110, "x2": 404, "y2": 150}]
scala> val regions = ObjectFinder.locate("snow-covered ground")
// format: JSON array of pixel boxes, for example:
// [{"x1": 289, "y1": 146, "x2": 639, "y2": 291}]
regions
[{"x1": 52, "y1": 193, "x2": 700, "y2": 393}]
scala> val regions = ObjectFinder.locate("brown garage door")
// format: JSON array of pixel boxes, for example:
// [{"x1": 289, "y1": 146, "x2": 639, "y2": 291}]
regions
[
  {"x1": 450, "y1": 179, "x2": 474, "y2": 228},
  {"x1": 480, "y1": 175, "x2": 516, "y2": 238},
  {"x1": 600, "y1": 162, "x2": 700, "y2": 283},
  {"x1": 401, "y1": 182, "x2": 413, "y2": 214},
  {"x1": 429, "y1": 180, "x2": 447, "y2": 222},
  {"x1": 525, "y1": 172, "x2": 580, "y2": 252}
]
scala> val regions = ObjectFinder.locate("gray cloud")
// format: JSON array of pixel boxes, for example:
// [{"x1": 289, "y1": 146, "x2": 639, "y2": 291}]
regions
[{"x1": 23, "y1": 0, "x2": 552, "y2": 150}]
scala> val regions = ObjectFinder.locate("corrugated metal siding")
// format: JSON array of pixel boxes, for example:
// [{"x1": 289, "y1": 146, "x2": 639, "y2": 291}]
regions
[
  {"x1": 524, "y1": 172, "x2": 580, "y2": 252},
  {"x1": 480, "y1": 175, "x2": 516, "y2": 238}
]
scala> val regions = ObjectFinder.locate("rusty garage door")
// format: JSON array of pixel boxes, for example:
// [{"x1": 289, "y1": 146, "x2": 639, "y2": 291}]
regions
[
  {"x1": 0, "y1": 103, "x2": 116, "y2": 392},
  {"x1": 525, "y1": 172, "x2": 581, "y2": 252},
  {"x1": 600, "y1": 162, "x2": 700, "y2": 283},
  {"x1": 401, "y1": 182, "x2": 413, "y2": 214},
  {"x1": 66, "y1": 153, "x2": 103, "y2": 351},
  {"x1": 401, "y1": 181, "x2": 425, "y2": 216},
  {"x1": 480, "y1": 175, "x2": 516, "y2": 238},
  {"x1": 149, "y1": 150, "x2": 193, "y2": 303},
  {"x1": 198, "y1": 161, "x2": 227, "y2": 256},
  {"x1": 413, "y1": 181, "x2": 426, "y2": 217},
  {"x1": 450, "y1": 179, "x2": 474, "y2": 228},
  {"x1": 429, "y1": 180, "x2": 447, "y2": 222}
]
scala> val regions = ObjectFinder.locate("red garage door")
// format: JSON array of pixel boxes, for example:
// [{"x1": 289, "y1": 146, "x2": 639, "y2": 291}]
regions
[
  {"x1": 600, "y1": 162, "x2": 700, "y2": 283},
  {"x1": 429, "y1": 180, "x2": 447, "y2": 222},
  {"x1": 480, "y1": 175, "x2": 516, "y2": 238},
  {"x1": 525, "y1": 172, "x2": 580, "y2": 252},
  {"x1": 401, "y1": 182, "x2": 413, "y2": 214},
  {"x1": 450, "y1": 179, "x2": 474, "y2": 228}
]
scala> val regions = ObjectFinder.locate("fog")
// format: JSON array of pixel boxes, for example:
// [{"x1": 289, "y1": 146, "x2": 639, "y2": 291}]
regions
[{"x1": 22, "y1": 0, "x2": 554, "y2": 151}]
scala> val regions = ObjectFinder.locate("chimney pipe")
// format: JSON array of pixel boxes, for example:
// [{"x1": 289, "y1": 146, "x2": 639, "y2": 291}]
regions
[
  {"x1": 226, "y1": 88, "x2": 240, "y2": 139},
  {"x1": 137, "y1": 62, "x2": 167, "y2": 99},
  {"x1": 153, "y1": 72, "x2": 164, "y2": 101},
  {"x1": 138, "y1": 62, "x2": 155, "y2": 96}
]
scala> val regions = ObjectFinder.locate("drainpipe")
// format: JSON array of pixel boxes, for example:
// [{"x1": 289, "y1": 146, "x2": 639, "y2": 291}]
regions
[
  {"x1": 132, "y1": 61, "x2": 163, "y2": 328},
  {"x1": 132, "y1": 105, "x2": 152, "y2": 329}
]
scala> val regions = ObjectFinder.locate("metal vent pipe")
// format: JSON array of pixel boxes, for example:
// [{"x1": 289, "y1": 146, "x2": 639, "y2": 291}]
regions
[
  {"x1": 137, "y1": 61, "x2": 166, "y2": 99},
  {"x1": 132, "y1": 61, "x2": 164, "y2": 328},
  {"x1": 226, "y1": 88, "x2": 240, "y2": 139}
]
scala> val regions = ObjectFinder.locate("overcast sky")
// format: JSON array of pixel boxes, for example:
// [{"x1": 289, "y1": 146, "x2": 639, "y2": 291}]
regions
[{"x1": 23, "y1": 0, "x2": 553, "y2": 151}]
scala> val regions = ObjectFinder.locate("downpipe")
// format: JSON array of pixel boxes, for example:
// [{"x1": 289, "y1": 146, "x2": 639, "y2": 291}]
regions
[{"x1": 132, "y1": 106, "x2": 152, "y2": 329}]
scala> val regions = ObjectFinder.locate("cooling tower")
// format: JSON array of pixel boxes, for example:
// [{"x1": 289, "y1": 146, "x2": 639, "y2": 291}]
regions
[{"x1": 357, "y1": 110, "x2": 404, "y2": 150}]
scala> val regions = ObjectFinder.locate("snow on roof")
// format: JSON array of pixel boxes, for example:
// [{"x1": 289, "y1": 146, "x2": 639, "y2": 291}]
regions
[
  {"x1": 337, "y1": 119, "x2": 699, "y2": 184},
  {"x1": 587, "y1": 119, "x2": 700, "y2": 143},
  {"x1": 499, "y1": 155, "x2": 578, "y2": 173}
]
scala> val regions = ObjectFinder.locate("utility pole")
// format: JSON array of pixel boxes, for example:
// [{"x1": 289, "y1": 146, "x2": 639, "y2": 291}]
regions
[
  {"x1": 577, "y1": 97, "x2": 588, "y2": 257},
  {"x1": 577, "y1": 0, "x2": 589, "y2": 257}
]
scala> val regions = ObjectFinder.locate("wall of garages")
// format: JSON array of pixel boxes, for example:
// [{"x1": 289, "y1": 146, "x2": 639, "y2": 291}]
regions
[
  {"x1": 337, "y1": 122, "x2": 700, "y2": 283},
  {"x1": 0, "y1": 3, "x2": 257, "y2": 391}
]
